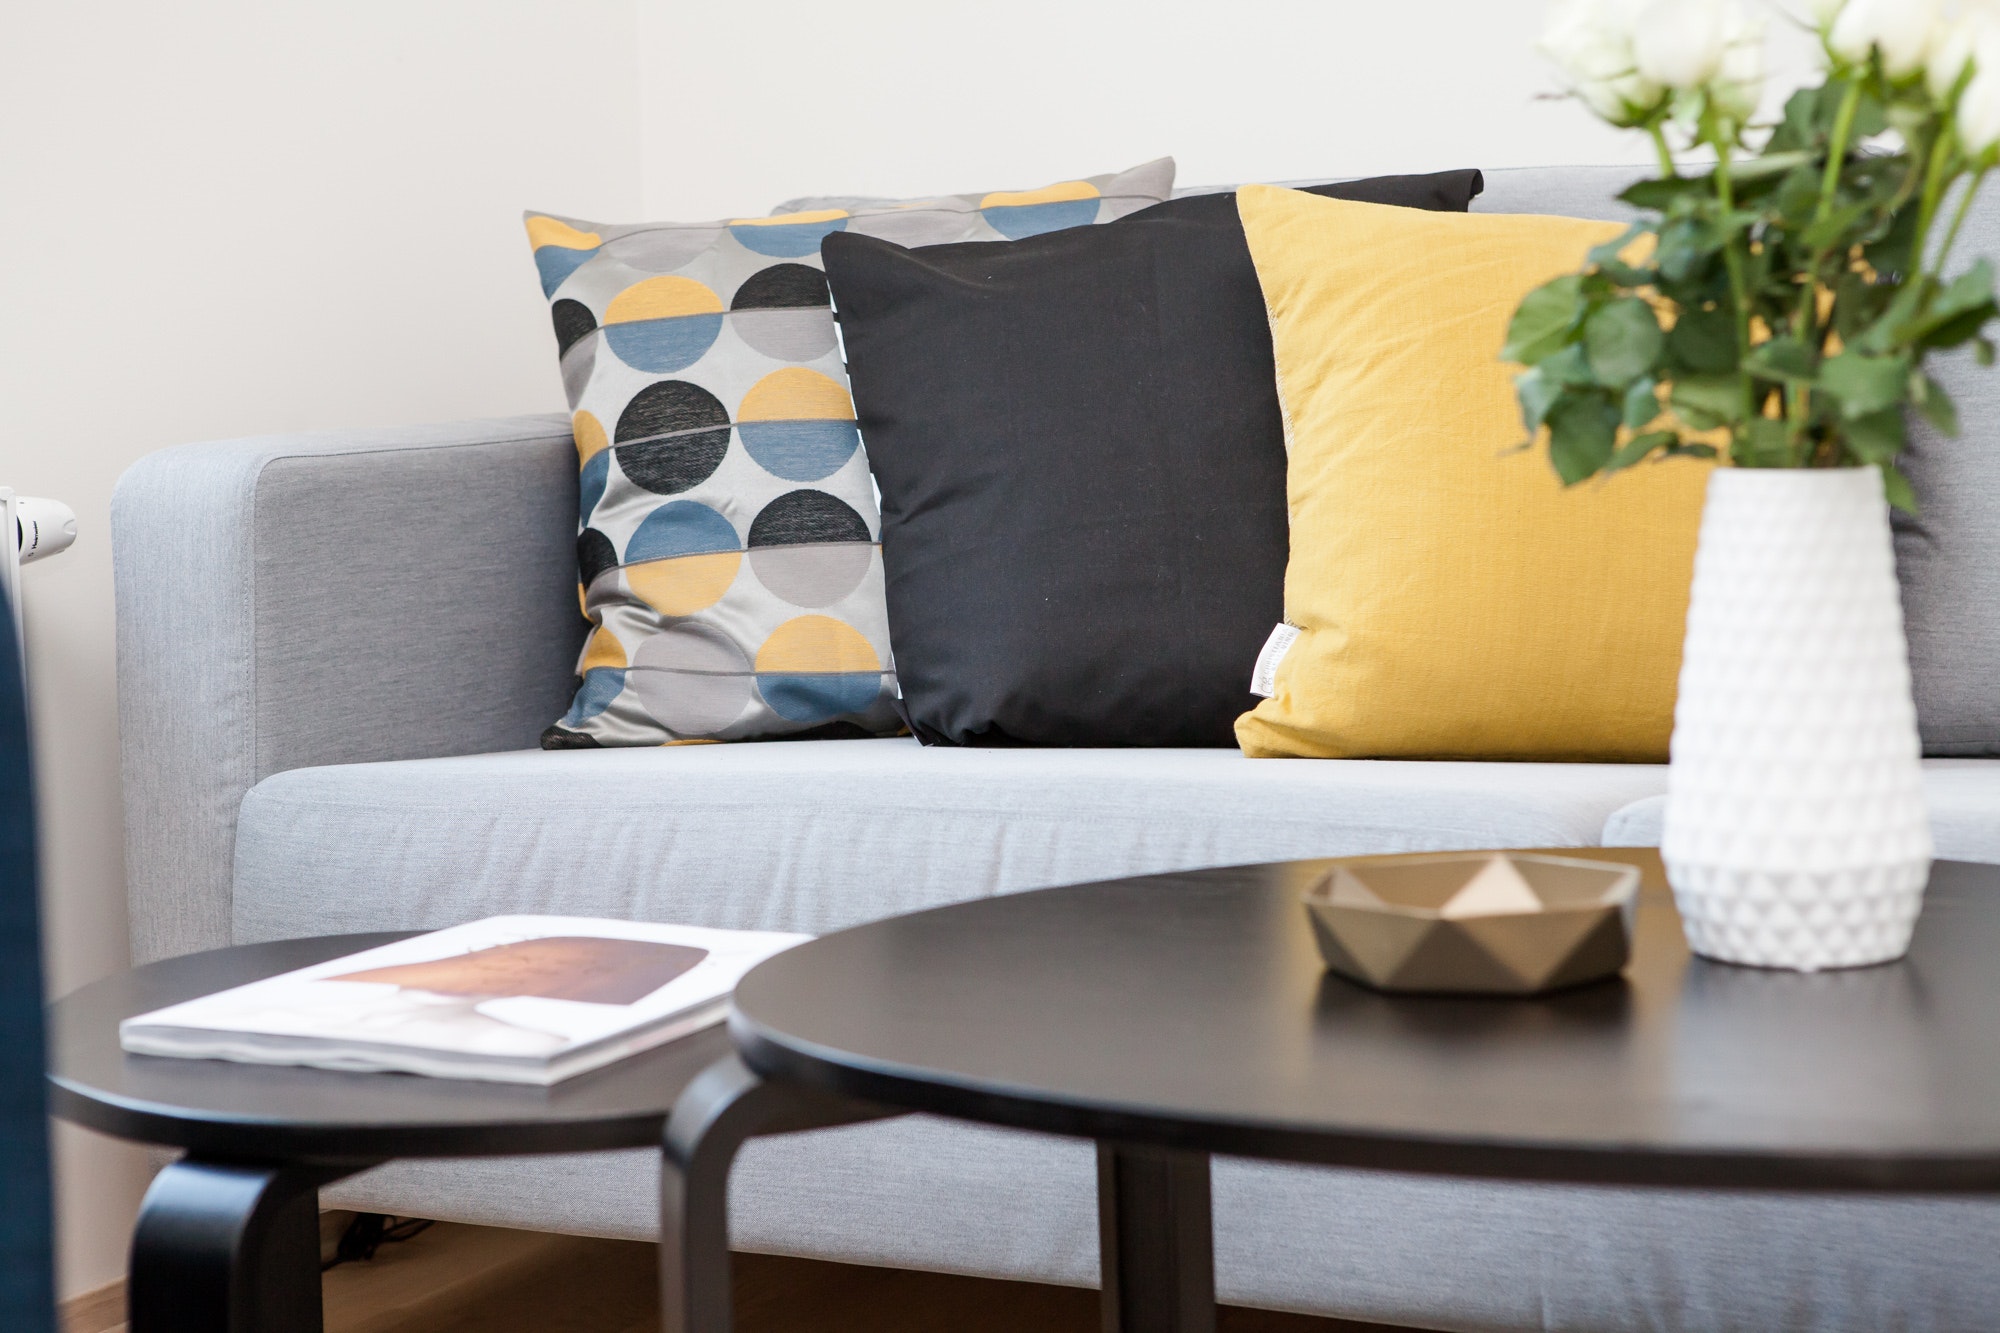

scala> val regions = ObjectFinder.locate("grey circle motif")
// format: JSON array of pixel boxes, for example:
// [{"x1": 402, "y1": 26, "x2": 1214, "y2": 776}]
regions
[
  {"x1": 600, "y1": 226, "x2": 724, "y2": 274},
  {"x1": 630, "y1": 623, "x2": 752, "y2": 736},
  {"x1": 747, "y1": 490, "x2": 874, "y2": 607}
]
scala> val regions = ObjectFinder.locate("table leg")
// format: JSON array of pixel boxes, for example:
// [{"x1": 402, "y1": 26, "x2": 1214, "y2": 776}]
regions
[
  {"x1": 1097, "y1": 1142, "x2": 1215, "y2": 1333},
  {"x1": 661, "y1": 1054, "x2": 899, "y2": 1333},
  {"x1": 128, "y1": 1157, "x2": 370, "y2": 1333}
]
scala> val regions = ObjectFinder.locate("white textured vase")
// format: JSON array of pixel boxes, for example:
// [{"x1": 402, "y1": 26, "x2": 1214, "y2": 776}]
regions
[{"x1": 1661, "y1": 467, "x2": 1931, "y2": 971}]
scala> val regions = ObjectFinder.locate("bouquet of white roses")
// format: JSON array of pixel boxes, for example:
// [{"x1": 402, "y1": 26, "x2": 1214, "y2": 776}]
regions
[{"x1": 1517, "y1": 0, "x2": 2000, "y2": 507}]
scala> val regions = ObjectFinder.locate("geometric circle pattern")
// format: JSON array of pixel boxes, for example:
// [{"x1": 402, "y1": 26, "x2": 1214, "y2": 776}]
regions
[
  {"x1": 753, "y1": 614, "x2": 884, "y2": 723},
  {"x1": 603, "y1": 276, "x2": 725, "y2": 374},
  {"x1": 730, "y1": 263, "x2": 836, "y2": 361},
  {"x1": 520, "y1": 156, "x2": 1175, "y2": 744},
  {"x1": 979, "y1": 180, "x2": 1104, "y2": 240},
  {"x1": 727, "y1": 209, "x2": 850, "y2": 259},
  {"x1": 736, "y1": 369, "x2": 860, "y2": 481}
]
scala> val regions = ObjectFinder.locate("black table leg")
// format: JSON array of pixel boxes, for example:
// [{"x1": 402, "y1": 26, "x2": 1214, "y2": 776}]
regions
[
  {"x1": 662, "y1": 1054, "x2": 899, "y2": 1333},
  {"x1": 1097, "y1": 1142, "x2": 1215, "y2": 1333},
  {"x1": 128, "y1": 1157, "x2": 371, "y2": 1333}
]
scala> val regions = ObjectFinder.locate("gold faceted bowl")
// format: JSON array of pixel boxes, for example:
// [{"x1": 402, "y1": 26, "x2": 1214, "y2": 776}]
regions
[{"x1": 1303, "y1": 852, "x2": 1640, "y2": 996}]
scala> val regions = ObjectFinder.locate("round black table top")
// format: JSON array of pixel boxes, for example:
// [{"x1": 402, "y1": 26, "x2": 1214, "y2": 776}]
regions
[
  {"x1": 48, "y1": 933, "x2": 731, "y2": 1161},
  {"x1": 732, "y1": 850, "x2": 2000, "y2": 1192}
]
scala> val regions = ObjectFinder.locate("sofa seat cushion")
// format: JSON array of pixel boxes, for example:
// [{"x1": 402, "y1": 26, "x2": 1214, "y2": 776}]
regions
[
  {"x1": 232, "y1": 738, "x2": 1668, "y2": 942},
  {"x1": 1601, "y1": 759, "x2": 2000, "y2": 863}
]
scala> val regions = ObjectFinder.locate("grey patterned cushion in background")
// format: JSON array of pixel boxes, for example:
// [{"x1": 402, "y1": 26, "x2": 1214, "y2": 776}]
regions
[{"x1": 526, "y1": 158, "x2": 1175, "y2": 747}]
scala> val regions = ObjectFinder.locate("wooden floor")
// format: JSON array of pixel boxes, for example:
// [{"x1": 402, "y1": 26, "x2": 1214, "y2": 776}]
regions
[{"x1": 66, "y1": 1217, "x2": 1422, "y2": 1333}]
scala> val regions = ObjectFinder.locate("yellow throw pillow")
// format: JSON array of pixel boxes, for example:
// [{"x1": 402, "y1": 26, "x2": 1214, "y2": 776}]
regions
[{"x1": 1234, "y1": 185, "x2": 1710, "y2": 762}]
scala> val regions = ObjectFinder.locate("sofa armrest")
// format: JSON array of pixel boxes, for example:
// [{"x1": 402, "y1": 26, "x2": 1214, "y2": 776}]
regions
[{"x1": 114, "y1": 415, "x2": 585, "y2": 962}]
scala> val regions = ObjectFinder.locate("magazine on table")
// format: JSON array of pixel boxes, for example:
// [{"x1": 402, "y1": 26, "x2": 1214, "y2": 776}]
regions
[{"x1": 119, "y1": 916, "x2": 809, "y2": 1085}]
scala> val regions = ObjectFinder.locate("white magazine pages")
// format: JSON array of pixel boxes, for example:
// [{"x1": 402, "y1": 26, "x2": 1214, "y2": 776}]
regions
[{"x1": 120, "y1": 916, "x2": 810, "y2": 1085}]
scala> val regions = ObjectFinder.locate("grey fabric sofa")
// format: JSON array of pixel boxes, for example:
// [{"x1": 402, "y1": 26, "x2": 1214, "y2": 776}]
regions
[{"x1": 113, "y1": 166, "x2": 2000, "y2": 1332}]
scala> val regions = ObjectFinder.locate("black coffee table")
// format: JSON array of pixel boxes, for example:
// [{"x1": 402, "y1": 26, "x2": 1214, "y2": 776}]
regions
[
  {"x1": 47, "y1": 933, "x2": 885, "y2": 1333},
  {"x1": 663, "y1": 849, "x2": 2000, "y2": 1333}
]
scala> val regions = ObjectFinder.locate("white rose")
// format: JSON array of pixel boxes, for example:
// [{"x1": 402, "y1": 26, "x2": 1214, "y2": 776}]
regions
[
  {"x1": 1930, "y1": 17, "x2": 1982, "y2": 98},
  {"x1": 1961, "y1": 32, "x2": 2000, "y2": 151},
  {"x1": 1541, "y1": 0, "x2": 1668, "y2": 125},
  {"x1": 1804, "y1": 0, "x2": 1849, "y2": 29},
  {"x1": 1634, "y1": 0, "x2": 1733, "y2": 89},
  {"x1": 1711, "y1": 10, "x2": 1770, "y2": 123},
  {"x1": 1830, "y1": 0, "x2": 1945, "y2": 79},
  {"x1": 1929, "y1": 5, "x2": 2000, "y2": 98}
]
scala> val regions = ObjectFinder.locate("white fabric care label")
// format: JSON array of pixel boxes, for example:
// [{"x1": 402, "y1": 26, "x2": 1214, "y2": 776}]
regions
[{"x1": 1250, "y1": 622, "x2": 1301, "y2": 698}]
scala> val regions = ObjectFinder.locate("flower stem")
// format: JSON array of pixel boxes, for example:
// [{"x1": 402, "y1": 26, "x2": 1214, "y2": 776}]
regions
[
  {"x1": 1712, "y1": 135, "x2": 1756, "y2": 453},
  {"x1": 1787, "y1": 77, "x2": 1865, "y2": 463},
  {"x1": 1936, "y1": 167, "x2": 1990, "y2": 276},
  {"x1": 1815, "y1": 78, "x2": 1863, "y2": 228},
  {"x1": 1914, "y1": 123, "x2": 1956, "y2": 277},
  {"x1": 1649, "y1": 122, "x2": 1678, "y2": 179}
]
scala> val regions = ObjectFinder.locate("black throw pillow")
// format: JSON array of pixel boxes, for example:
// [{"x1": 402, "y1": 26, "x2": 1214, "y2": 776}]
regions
[{"x1": 822, "y1": 170, "x2": 1484, "y2": 747}]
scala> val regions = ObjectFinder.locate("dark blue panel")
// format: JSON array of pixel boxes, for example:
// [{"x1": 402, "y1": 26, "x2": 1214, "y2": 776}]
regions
[{"x1": 0, "y1": 596, "x2": 54, "y2": 1330}]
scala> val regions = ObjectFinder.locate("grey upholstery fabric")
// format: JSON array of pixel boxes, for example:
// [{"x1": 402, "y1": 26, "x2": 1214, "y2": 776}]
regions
[
  {"x1": 1474, "y1": 163, "x2": 1642, "y2": 222},
  {"x1": 325, "y1": 1121, "x2": 2000, "y2": 1331},
  {"x1": 1603, "y1": 759, "x2": 2000, "y2": 862},
  {"x1": 113, "y1": 416, "x2": 583, "y2": 962},
  {"x1": 232, "y1": 741, "x2": 1669, "y2": 942},
  {"x1": 1899, "y1": 184, "x2": 2000, "y2": 755}
]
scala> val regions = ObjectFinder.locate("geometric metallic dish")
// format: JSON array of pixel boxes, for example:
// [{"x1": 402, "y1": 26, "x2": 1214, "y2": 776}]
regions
[{"x1": 1304, "y1": 852, "x2": 1641, "y2": 995}]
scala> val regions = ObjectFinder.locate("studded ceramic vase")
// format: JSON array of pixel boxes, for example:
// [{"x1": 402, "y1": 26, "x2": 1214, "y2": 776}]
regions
[{"x1": 1661, "y1": 467, "x2": 1931, "y2": 971}]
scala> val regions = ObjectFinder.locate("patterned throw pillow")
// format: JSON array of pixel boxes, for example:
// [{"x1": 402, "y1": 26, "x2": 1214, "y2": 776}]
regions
[{"x1": 528, "y1": 158, "x2": 1175, "y2": 747}]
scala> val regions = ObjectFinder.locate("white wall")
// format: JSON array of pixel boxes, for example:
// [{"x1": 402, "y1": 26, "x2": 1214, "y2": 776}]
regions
[
  {"x1": 635, "y1": 0, "x2": 1821, "y2": 218},
  {"x1": 0, "y1": 0, "x2": 641, "y2": 1298},
  {"x1": 636, "y1": 0, "x2": 1659, "y2": 219},
  {"x1": 4, "y1": 0, "x2": 1822, "y2": 1304}
]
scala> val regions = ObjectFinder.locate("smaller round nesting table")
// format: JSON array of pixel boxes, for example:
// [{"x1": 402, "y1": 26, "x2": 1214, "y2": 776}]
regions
[{"x1": 48, "y1": 933, "x2": 746, "y2": 1333}]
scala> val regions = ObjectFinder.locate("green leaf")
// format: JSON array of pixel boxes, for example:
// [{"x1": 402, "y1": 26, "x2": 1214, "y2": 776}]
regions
[
  {"x1": 1767, "y1": 85, "x2": 1820, "y2": 153},
  {"x1": 1501, "y1": 274, "x2": 1586, "y2": 365},
  {"x1": 1666, "y1": 307, "x2": 1738, "y2": 373},
  {"x1": 1851, "y1": 277, "x2": 1930, "y2": 354},
  {"x1": 1743, "y1": 337, "x2": 1816, "y2": 384},
  {"x1": 1774, "y1": 162, "x2": 1822, "y2": 221},
  {"x1": 1619, "y1": 174, "x2": 1715, "y2": 211},
  {"x1": 1724, "y1": 150, "x2": 1814, "y2": 184},
  {"x1": 1911, "y1": 260, "x2": 1999, "y2": 349},
  {"x1": 1584, "y1": 298, "x2": 1664, "y2": 388},
  {"x1": 1915, "y1": 374, "x2": 1959, "y2": 437},
  {"x1": 1514, "y1": 367, "x2": 1560, "y2": 434},
  {"x1": 1800, "y1": 197, "x2": 1873, "y2": 253},
  {"x1": 1586, "y1": 226, "x2": 1642, "y2": 269},
  {"x1": 1933, "y1": 260, "x2": 1994, "y2": 316},
  {"x1": 1818, "y1": 351, "x2": 1912, "y2": 418},
  {"x1": 1864, "y1": 205, "x2": 1920, "y2": 278},
  {"x1": 1656, "y1": 218, "x2": 1712, "y2": 284},
  {"x1": 1880, "y1": 462, "x2": 1918, "y2": 514},
  {"x1": 1539, "y1": 343, "x2": 1597, "y2": 386},
  {"x1": 1739, "y1": 418, "x2": 1794, "y2": 468},
  {"x1": 1665, "y1": 442, "x2": 1720, "y2": 459},
  {"x1": 1844, "y1": 407, "x2": 1906, "y2": 464},
  {"x1": 1834, "y1": 271, "x2": 1890, "y2": 344},
  {"x1": 1848, "y1": 88, "x2": 1889, "y2": 139},
  {"x1": 1979, "y1": 338, "x2": 1996, "y2": 367},
  {"x1": 1545, "y1": 392, "x2": 1621, "y2": 485},
  {"x1": 1671, "y1": 373, "x2": 1745, "y2": 429},
  {"x1": 1622, "y1": 376, "x2": 1662, "y2": 430},
  {"x1": 1605, "y1": 429, "x2": 1677, "y2": 473},
  {"x1": 1922, "y1": 304, "x2": 2000, "y2": 350}
]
